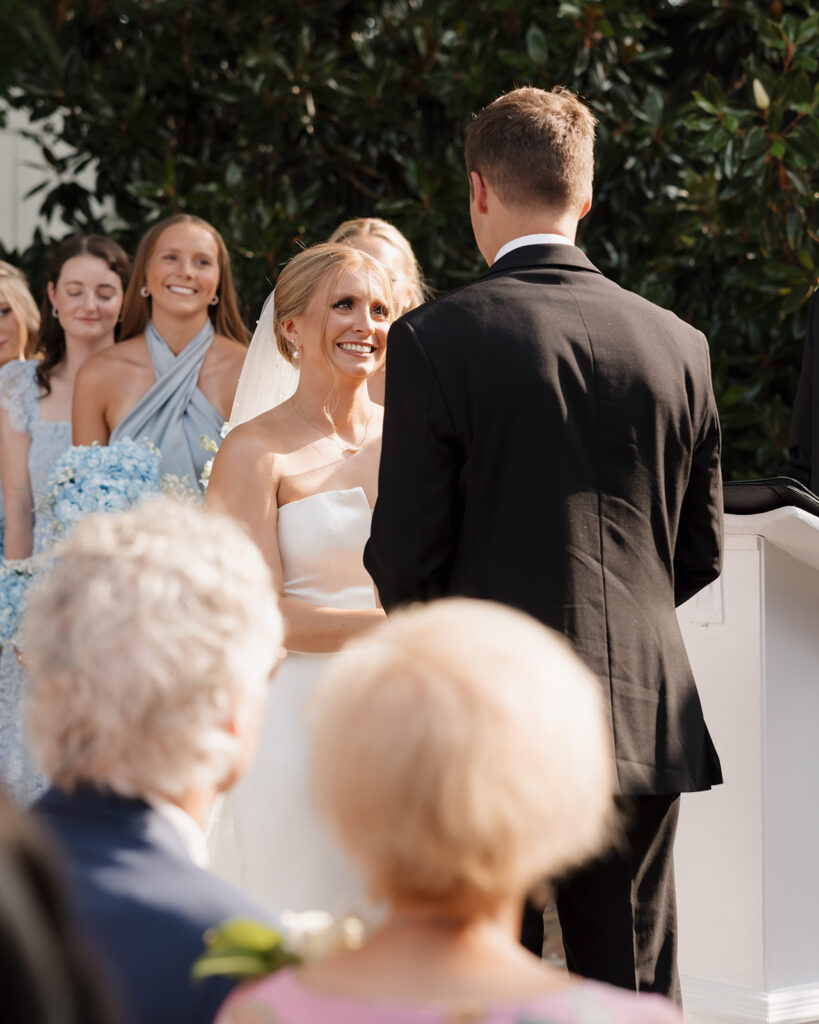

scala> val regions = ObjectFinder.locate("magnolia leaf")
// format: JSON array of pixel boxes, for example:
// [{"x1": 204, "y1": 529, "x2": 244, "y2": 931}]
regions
[{"x1": 525, "y1": 25, "x2": 548, "y2": 65}]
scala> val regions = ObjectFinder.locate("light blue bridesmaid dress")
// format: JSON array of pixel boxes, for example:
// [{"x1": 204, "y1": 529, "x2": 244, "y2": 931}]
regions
[
  {"x1": 0, "y1": 360, "x2": 72, "y2": 802},
  {"x1": 110, "y1": 319, "x2": 225, "y2": 489}
]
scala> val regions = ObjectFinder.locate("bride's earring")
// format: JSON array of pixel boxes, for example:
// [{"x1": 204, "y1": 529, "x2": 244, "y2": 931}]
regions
[
  {"x1": 140, "y1": 285, "x2": 150, "y2": 299},
  {"x1": 291, "y1": 341, "x2": 299, "y2": 361}
]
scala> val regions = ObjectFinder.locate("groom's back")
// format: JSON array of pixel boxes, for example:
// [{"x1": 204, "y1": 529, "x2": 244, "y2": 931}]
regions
[
  {"x1": 367, "y1": 84, "x2": 722, "y2": 995},
  {"x1": 376, "y1": 245, "x2": 722, "y2": 792}
]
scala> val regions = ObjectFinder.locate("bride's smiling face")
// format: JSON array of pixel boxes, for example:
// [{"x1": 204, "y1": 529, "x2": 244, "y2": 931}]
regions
[{"x1": 288, "y1": 266, "x2": 391, "y2": 380}]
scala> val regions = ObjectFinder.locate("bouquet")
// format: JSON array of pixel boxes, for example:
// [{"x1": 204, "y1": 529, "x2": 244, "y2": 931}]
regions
[
  {"x1": 0, "y1": 557, "x2": 39, "y2": 646},
  {"x1": 40, "y1": 439, "x2": 162, "y2": 542},
  {"x1": 193, "y1": 911, "x2": 365, "y2": 982}
]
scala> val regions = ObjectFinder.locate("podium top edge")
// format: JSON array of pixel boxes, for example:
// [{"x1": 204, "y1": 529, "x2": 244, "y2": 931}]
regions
[
  {"x1": 725, "y1": 506, "x2": 819, "y2": 532},
  {"x1": 725, "y1": 506, "x2": 819, "y2": 571}
]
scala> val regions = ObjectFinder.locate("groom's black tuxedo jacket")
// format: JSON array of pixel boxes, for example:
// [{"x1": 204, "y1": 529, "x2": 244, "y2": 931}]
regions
[{"x1": 365, "y1": 244, "x2": 723, "y2": 795}]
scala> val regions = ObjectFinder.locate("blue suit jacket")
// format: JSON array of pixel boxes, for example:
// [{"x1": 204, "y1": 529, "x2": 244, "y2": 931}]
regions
[{"x1": 35, "y1": 786, "x2": 274, "y2": 1024}]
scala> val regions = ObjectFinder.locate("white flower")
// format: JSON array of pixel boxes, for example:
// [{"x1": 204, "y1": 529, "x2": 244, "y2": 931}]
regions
[
  {"x1": 159, "y1": 473, "x2": 202, "y2": 504},
  {"x1": 753, "y1": 79, "x2": 770, "y2": 111},
  {"x1": 200, "y1": 457, "x2": 214, "y2": 490},
  {"x1": 278, "y1": 911, "x2": 366, "y2": 961}
]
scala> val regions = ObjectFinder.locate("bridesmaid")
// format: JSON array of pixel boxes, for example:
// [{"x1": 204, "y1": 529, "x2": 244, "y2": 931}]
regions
[
  {"x1": 0, "y1": 263, "x2": 40, "y2": 554},
  {"x1": 0, "y1": 234, "x2": 129, "y2": 802},
  {"x1": 0, "y1": 262, "x2": 39, "y2": 367},
  {"x1": 73, "y1": 214, "x2": 249, "y2": 488}
]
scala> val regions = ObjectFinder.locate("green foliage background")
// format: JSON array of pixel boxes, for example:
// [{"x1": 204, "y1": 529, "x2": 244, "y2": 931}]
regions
[{"x1": 1, "y1": 0, "x2": 818, "y2": 478}]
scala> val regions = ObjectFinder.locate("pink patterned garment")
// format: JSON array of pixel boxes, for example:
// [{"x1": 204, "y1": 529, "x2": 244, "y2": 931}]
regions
[{"x1": 216, "y1": 967, "x2": 684, "y2": 1024}]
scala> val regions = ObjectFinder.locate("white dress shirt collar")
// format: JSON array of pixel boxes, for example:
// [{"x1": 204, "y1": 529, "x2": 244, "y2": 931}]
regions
[
  {"x1": 152, "y1": 799, "x2": 210, "y2": 869},
  {"x1": 493, "y1": 232, "x2": 574, "y2": 265}
]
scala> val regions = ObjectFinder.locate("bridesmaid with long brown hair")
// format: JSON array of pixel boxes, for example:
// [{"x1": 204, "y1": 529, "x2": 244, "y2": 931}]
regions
[
  {"x1": 0, "y1": 234, "x2": 129, "y2": 803},
  {"x1": 73, "y1": 214, "x2": 248, "y2": 488}
]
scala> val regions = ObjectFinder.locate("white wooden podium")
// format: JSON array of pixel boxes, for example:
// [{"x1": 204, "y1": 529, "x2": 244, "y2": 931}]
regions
[{"x1": 675, "y1": 507, "x2": 819, "y2": 1024}]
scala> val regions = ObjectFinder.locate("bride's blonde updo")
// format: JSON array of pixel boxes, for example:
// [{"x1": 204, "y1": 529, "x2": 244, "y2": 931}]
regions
[{"x1": 273, "y1": 243, "x2": 393, "y2": 366}]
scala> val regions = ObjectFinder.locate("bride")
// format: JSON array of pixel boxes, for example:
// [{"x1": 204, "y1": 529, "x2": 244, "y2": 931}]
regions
[{"x1": 207, "y1": 242, "x2": 392, "y2": 915}]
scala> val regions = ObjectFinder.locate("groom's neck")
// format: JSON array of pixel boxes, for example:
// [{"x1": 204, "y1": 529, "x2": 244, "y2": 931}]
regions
[
  {"x1": 472, "y1": 184, "x2": 590, "y2": 266},
  {"x1": 483, "y1": 210, "x2": 579, "y2": 266}
]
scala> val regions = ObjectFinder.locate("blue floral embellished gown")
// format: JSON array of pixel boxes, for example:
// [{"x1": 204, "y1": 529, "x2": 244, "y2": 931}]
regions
[{"x1": 0, "y1": 360, "x2": 72, "y2": 802}]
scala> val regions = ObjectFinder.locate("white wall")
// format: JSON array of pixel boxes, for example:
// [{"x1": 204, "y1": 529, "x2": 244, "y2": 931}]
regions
[{"x1": 0, "y1": 103, "x2": 108, "y2": 252}]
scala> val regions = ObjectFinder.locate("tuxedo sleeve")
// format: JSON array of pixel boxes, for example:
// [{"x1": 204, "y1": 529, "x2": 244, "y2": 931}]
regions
[
  {"x1": 365, "y1": 318, "x2": 462, "y2": 610},
  {"x1": 785, "y1": 291, "x2": 817, "y2": 489},
  {"x1": 673, "y1": 335, "x2": 724, "y2": 607}
]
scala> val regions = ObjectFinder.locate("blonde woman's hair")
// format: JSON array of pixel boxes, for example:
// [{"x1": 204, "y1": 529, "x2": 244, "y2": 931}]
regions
[
  {"x1": 25, "y1": 498, "x2": 282, "y2": 801},
  {"x1": 120, "y1": 214, "x2": 249, "y2": 344},
  {"x1": 328, "y1": 217, "x2": 427, "y2": 313},
  {"x1": 273, "y1": 242, "x2": 393, "y2": 366},
  {"x1": 0, "y1": 262, "x2": 40, "y2": 358},
  {"x1": 311, "y1": 598, "x2": 615, "y2": 908}
]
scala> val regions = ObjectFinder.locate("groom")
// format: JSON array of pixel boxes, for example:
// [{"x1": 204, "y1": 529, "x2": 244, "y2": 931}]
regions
[{"x1": 365, "y1": 86, "x2": 723, "y2": 1001}]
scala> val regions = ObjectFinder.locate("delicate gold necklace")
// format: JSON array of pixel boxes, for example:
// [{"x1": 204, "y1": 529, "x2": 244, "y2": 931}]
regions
[{"x1": 293, "y1": 402, "x2": 374, "y2": 456}]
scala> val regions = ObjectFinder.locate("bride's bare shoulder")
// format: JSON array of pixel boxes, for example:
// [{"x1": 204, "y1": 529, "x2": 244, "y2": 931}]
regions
[
  {"x1": 215, "y1": 406, "x2": 297, "y2": 473},
  {"x1": 218, "y1": 419, "x2": 275, "y2": 461},
  {"x1": 209, "y1": 422, "x2": 280, "y2": 509},
  {"x1": 227, "y1": 404, "x2": 303, "y2": 450}
]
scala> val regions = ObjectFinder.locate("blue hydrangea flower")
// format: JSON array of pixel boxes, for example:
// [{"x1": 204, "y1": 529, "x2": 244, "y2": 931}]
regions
[{"x1": 40, "y1": 439, "x2": 162, "y2": 542}]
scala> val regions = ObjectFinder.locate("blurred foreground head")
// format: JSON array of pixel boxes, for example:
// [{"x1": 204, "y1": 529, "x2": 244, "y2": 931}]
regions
[
  {"x1": 311, "y1": 598, "x2": 614, "y2": 910},
  {"x1": 0, "y1": 786, "x2": 111, "y2": 1024},
  {"x1": 25, "y1": 498, "x2": 283, "y2": 803}
]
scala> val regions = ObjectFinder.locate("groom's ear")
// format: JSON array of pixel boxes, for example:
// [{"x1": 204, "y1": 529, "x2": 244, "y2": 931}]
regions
[
  {"x1": 470, "y1": 171, "x2": 490, "y2": 215},
  {"x1": 579, "y1": 192, "x2": 593, "y2": 221}
]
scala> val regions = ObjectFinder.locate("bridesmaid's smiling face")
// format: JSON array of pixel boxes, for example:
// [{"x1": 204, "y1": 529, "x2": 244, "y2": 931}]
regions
[
  {"x1": 287, "y1": 266, "x2": 391, "y2": 382},
  {"x1": 144, "y1": 222, "x2": 221, "y2": 320}
]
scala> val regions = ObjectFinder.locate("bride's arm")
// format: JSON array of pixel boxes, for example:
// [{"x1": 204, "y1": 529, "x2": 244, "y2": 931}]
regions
[
  {"x1": 207, "y1": 428, "x2": 384, "y2": 653},
  {"x1": 280, "y1": 598, "x2": 385, "y2": 654}
]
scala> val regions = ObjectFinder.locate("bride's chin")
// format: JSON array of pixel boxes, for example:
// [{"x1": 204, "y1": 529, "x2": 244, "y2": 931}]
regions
[{"x1": 336, "y1": 363, "x2": 381, "y2": 381}]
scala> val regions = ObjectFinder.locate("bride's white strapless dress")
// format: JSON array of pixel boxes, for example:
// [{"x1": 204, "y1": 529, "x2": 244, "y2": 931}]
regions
[{"x1": 208, "y1": 487, "x2": 375, "y2": 916}]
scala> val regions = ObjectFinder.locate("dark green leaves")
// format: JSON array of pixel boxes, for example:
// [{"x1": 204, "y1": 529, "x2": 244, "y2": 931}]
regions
[{"x1": 1, "y1": 0, "x2": 817, "y2": 478}]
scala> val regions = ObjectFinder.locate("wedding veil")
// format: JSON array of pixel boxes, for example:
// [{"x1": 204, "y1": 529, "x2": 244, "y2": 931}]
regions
[{"x1": 227, "y1": 290, "x2": 299, "y2": 432}]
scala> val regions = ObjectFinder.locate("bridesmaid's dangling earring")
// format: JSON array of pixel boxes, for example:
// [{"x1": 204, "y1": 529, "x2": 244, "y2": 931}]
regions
[{"x1": 210, "y1": 294, "x2": 220, "y2": 306}]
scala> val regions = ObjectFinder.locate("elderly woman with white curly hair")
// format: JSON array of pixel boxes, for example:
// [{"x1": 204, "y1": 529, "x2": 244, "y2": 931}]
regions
[
  {"x1": 218, "y1": 599, "x2": 682, "y2": 1024},
  {"x1": 26, "y1": 498, "x2": 284, "y2": 1024}
]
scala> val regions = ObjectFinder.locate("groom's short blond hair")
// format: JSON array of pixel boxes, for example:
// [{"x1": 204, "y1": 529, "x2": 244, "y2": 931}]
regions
[{"x1": 465, "y1": 86, "x2": 597, "y2": 215}]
